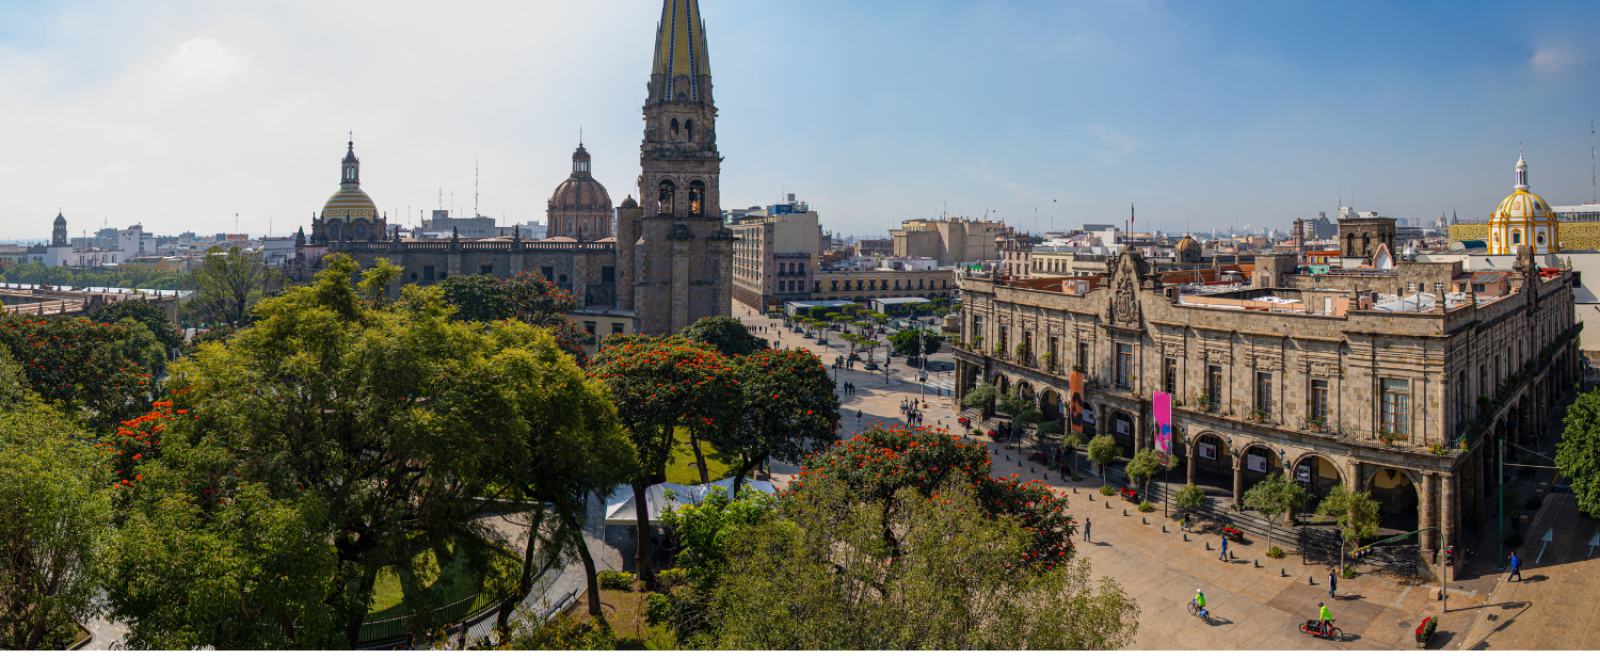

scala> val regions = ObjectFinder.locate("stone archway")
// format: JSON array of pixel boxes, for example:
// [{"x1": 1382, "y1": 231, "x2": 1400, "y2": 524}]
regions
[
  {"x1": 1293, "y1": 453, "x2": 1345, "y2": 500},
  {"x1": 1017, "y1": 381, "x2": 1036, "y2": 405},
  {"x1": 1111, "y1": 411, "x2": 1136, "y2": 454},
  {"x1": 1193, "y1": 432, "x2": 1232, "y2": 477},
  {"x1": 1367, "y1": 467, "x2": 1420, "y2": 533},
  {"x1": 1041, "y1": 389, "x2": 1062, "y2": 421},
  {"x1": 1239, "y1": 443, "x2": 1283, "y2": 487}
]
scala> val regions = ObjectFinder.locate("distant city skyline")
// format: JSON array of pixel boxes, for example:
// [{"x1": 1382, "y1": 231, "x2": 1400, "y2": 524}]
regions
[{"x1": 2, "y1": 0, "x2": 1598, "y2": 239}]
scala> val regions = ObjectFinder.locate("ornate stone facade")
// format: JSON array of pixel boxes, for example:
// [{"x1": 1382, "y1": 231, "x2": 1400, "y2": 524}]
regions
[
  {"x1": 954, "y1": 246, "x2": 1580, "y2": 575},
  {"x1": 291, "y1": 0, "x2": 734, "y2": 336}
]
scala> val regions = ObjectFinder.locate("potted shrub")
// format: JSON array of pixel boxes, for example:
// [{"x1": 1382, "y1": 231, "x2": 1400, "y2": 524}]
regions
[
  {"x1": 1306, "y1": 415, "x2": 1325, "y2": 431},
  {"x1": 1415, "y1": 617, "x2": 1437, "y2": 648},
  {"x1": 1249, "y1": 407, "x2": 1268, "y2": 422}
]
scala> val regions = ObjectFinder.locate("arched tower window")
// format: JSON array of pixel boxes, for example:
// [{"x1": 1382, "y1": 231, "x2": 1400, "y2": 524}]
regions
[
  {"x1": 1361, "y1": 233, "x2": 1371, "y2": 254},
  {"x1": 689, "y1": 180, "x2": 705, "y2": 217},
  {"x1": 685, "y1": 119, "x2": 695, "y2": 142},
  {"x1": 670, "y1": 118, "x2": 680, "y2": 140},
  {"x1": 658, "y1": 180, "x2": 677, "y2": 216}
]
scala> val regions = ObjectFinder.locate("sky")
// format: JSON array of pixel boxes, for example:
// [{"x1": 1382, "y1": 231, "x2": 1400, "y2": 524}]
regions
[{"x1": 2, "y1": 0, "x2": 1598, "y2": 243}]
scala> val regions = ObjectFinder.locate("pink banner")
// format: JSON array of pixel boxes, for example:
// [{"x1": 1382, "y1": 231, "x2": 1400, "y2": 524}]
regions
[{"x1": 1153, "y1": 391, "x2": 1173, "y2": 453}]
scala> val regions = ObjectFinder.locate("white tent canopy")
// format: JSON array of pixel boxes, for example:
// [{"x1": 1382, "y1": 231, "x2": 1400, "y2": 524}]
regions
[{"x1": 603, "y1": 478, "x2": 777, "y2": 526}]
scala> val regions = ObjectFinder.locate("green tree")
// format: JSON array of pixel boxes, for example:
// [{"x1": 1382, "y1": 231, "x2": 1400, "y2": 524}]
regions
[
  {"x1": 719, "y1": 349, "x2": 839, "y2": 498},
  {"x1": 1314, "y1": 484, "x2": 1380, "y2": 571},
  {"x1": 996, "y1": 386, "x2": 1031, "y2": 418},
  {"x1": 1087, "y1": 434, "x2": 1120, "y2": 481},
  {"x1": 183, "y1": 245, "x2": 282, "y2": 327},
  {"x1": 961, "y1": 383, "x2": 996, "y2": 411},
  {"x1": 484, "y1": 324, "x2": 634, "y2": 624},
  {"x1": 0, "y1": 315, "x2": 150, "y2": 431},
  {"x1": 89, "y1": 299, "x2": 183, "y2": 352},
  {"x1": 1242, "y1": 474, "x2": 1306, "y2": 554},
  {"x1": 691, "y1": 480, "x2": 1137, "y2": 650},
  {"x1": 679, "y1": 316, "x2": 769, "y2": 358},
  {"x1": 1061, "y1": 432, "x2": 1085, "y2": 476},
  {"x1": 103, "y1": 255, "x2": 570, "y2": 649},
  {"x1": 1124, "y1": 448, "x2": 1174, "y2": 502},
  {"x1": 588, "y1": 335, "x2": 736, "y2": 587},
  {"x1": 0, "y1": 383, "x2": 110, "y2": 650},
  {"x1": 435, "y1": 271, "x2": 589, "y2": 365},
  {"x1": 888, "y1": 329, "x2": 941, "y2": 360},
  {"x1": 1174, "y1": 484, "x2": 1207, "y2": 512},
  {"x1": 110, "y1": 317, "x2": 167, "y2": 374},
  {"x1": 1557, "y1": 389, "x2": 1600, "y2": 518}
]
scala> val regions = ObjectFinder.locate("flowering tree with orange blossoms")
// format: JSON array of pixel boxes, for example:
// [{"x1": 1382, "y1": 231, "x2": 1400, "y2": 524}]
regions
[
  {"x1": 717, "y1": 348, "x2": 839, "y2": 498},
  {"x1": 792, "y1": 426, "x2": 1076, "y2": 569},
  {"x1": 588, "y1": 335, "x2": 737, "y2": 586},
  {"x1": 0, "y1": 315, "x2": 152, "y2": 430}
]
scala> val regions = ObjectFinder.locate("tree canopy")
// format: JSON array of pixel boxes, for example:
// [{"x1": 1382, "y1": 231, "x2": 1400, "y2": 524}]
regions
[
  {"x1": 1242, "y1": 474, "x2": 1306, "y2": 551},
  {"x1": 678, "y1": 316, "x2": 769, "y2": 358},
  {"x1": 1558, "y1": 389, "x2": 1600, "y2": 518},
  {"x1": 183, "y1": 245, "x2": 282, "y2": 327},
  {"x1": 888, "y1": 328, "x2": 941, "y2": 357},
  {"x1": 89, "y1": 299, "x2": 183, "y2": 352},
  {"x1": 102, "y1": 255, "x2": 613, "y2": 649},
  {"x1": 0, "y1": 389, "x2": 110, "y2": 650},
  {"x1": 717, "y1": 348, "x2": 839, "y2": 497},
  {"x1": 0, "y1": 315, "x2": 153, "y2": 430},
  {"x1": 436, "y1": 271, "x2": 590, "y2": 365}
]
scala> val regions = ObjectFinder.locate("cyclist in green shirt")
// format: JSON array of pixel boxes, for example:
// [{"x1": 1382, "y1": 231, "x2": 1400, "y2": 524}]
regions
[{"x1": 1317, "y1": 602, "x2": 1333, "y2": 634}]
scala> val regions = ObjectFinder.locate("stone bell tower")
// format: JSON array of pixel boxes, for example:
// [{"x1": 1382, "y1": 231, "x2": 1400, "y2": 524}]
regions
[{"x1": 621, "y1": 0, "x2": 734, "y2": 334}]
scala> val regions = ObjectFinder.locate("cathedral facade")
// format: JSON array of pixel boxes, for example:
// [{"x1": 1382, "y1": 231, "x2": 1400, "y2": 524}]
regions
[{"x1": 291, "y1": 0, "x2": 733, "y2": 336}]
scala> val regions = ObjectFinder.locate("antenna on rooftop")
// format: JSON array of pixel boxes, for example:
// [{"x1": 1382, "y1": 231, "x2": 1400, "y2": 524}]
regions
[
  {"x1": 1591, "y1": 118, "x2": 1596, "y2": 204},
  {"x1": 474, "y1": 158, "x2": 479, "y2": 217}
]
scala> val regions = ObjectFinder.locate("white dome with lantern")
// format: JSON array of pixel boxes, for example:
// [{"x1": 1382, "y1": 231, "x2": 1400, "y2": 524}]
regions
[{"x1": 1488, "y1": 155, "x2": 1558, "y2": 255}]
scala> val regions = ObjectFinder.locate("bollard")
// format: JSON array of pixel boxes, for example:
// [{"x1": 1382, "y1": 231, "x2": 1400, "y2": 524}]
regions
[
  {"x1": 1074, "y1": 487, "x2": 1078, "y2": 495},
  {"x1": 1231, "y1": 550, "x2": 1236, "y2": 560},
  {"x1": 1183, "y1": 533, "x2": 1188, "y2": 542},
  {"x1": 1206, "y1": 541, "x2": 1211, "y2": 550},
  {"x1": 1308, "y1": 576, "x2": 1315, "y2": 586},
  {"x1": 1254, "y1": 559, "x2": 1259, "y2": 568},
  {"x1": 1162, "y1": 525, "x2": 1167, "y2": 533},
  {"x1": 1123, "y1": 509, "x2": 1129, "y2": 516},
  {"x1": 1105, "y1": 501, "x2": 1110, "y2": 509},
  {"x1": 1088, "y1": 494, "x2": 1093, "y2": 501},
  {"x1": 1142, "y1": 517, "x2": 1147, "y2": 525},
  {"x1": 1281, "y1": 568, "x2": 1287, "y2": 577}
]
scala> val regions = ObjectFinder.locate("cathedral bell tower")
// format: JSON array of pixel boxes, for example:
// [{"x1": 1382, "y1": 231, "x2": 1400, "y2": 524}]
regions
[{"x1": 618, "y1": 0, "x2": 735, "y2": 334}]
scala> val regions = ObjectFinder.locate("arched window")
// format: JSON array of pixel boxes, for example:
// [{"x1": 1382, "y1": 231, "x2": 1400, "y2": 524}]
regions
[
  {"x1": 1361, "y1": 233, "x2": 1371, "y2": 254},
  {"x1": 670, "y1": 118, "x2": 680, "y2": 139},
  {"x1": 329, "y1": 223, "x2": 342, "y2": 240},
  {"x1": 658, "y1": 180, "x2": 676, "y2": 216},
  {"x1": 688, "y1": 180, "x2": 705, "y2": 217},
  {"x1": 685, "y1": 119, "x2": 695, "y2": 142},
  {"x1": 355, "y1": 223, "x2": 367, "y2": 239}
]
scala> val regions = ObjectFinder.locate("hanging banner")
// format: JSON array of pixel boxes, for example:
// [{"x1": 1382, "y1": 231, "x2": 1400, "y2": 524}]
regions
[
  {"x1": 1069, "y1": 371, "x2": 1084, "y2": 434},
  {"x1": 1153, "y1": 391, "x2": 1173, "y2": 453}
]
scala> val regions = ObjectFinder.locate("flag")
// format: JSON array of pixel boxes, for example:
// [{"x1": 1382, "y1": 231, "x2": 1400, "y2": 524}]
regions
[{"x1": 1131, "y1": 203, "x2": 1135, "y2": 225}]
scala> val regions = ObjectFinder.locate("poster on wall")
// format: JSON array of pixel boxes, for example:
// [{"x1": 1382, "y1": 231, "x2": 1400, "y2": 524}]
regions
[
  {"x1": 1297, "y1": 463, "x2": 1312, "y2": 483},
  {"x1": 1246, "y1": 454, "x2": 1267, "y2": 473},
  {"x1": 1199, "y1": 442, "x2": 1216, "y2": 460},
  {"x1": 1116, "y1": 418, "x2": 1130, "y2": 435},
  {"x1": 1153, "y1": 391, "x2": 1173, "y2": 453},
  {"x1": 1069, "y1": 371, "x2": 1083, "y2": 434}
]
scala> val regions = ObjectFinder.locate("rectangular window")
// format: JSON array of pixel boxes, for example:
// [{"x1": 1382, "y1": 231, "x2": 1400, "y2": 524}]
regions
[
  {"x1": 423, "y1": 265, "x2": 436, "y2": 281},
  {"x1": 541, "y1": 266, "x2": 554, "y2": 281},
  {"x1": 1454, "y1": 372, "x2": 1466, "y2": 434},
  {"x1": 602, "y1": 266, "x2": 615, "y2": 284},
  {"x1": 1310, "y1": 379, "x2": 1329, "y2": 423},
  {"x1": 1078, "y1": 342, "x2": 1089, "y2": 371},
  {"x1": 1381, "y1": 378, "x2": 1411, "y2": 438},
  {"x1": 1254, "y1": 372, "x2": 1273, "y2": 415},
  {"x1": 1115, "y1": 343, "x2": 1132, "y2": 388},
  {"x1": 480, "y1": 264, "x2": 494, "y2": 275},
  {"x1": 1207, "y1": 365, "x2": 1223, "y2": 410},
  {"x1": 1164, "y1": 358, "x2": 1177, "y2": 394},
  {"x1": 611, "y1": 323, "x2": 625, "y2": 335}
]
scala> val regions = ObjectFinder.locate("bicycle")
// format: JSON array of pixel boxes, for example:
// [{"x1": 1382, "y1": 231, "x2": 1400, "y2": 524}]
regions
[
  {"x1": 1188, "y1": 601, "x2": 1210, "y2": 625},
  {"x1": 1299, "y1": 619, "x2": 1342, "y2": 641}
]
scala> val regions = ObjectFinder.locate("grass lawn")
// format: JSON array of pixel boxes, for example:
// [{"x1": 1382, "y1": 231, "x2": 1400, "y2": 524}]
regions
[
  {"x1": 596, "y1": 587, "x2": 679, "y2": 650},
  {"x1": 663, "y1": 427, "x2": 739, "y2": 485},
  {"x1": 366, "y1": 540, "x2": 518, "y2": 619}
]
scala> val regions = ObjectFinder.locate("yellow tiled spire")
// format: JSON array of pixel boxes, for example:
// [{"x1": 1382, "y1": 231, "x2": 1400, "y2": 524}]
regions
[{"x1": 652, "y1": 0, "x2": 711, "y2": 86}]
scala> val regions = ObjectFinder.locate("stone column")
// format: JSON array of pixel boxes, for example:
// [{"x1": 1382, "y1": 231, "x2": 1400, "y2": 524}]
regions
[
  {"x1": 1187, "y1": 439, "x2": 1198, "y2": 486},
  {"x1": 1441, "y1": 474, "x2": 1457, "y2": 579},
  {"x1": 1233, "y1": 462, "x2": 1245, "y2": 511},
  {"x1": 1420, "y1": 472, "x2": 1438, "y2": 555},
  {"x1": 670, "y1": 239, "x2": 690, "y2": 332},
  {"x1": 1133, "y1": 405, "x2": 1145, "y2": 454},
  {"x1": 1349, "y1": 462, "x2": 1366, "y2": 492}
]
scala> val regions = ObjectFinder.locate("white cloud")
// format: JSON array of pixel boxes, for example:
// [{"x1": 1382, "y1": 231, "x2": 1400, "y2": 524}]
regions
[
  {"x1": 1530, "y1": 48, "x2": 1576, "y2": 72},
  {"x1": 165, "y1": 37, "x2": 244, "y2": 87}
]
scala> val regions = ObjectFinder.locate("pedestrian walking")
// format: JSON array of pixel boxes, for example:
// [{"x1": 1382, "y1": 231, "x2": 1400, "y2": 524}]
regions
[
  {"x1": 1327, "y1": 569, "x2": 1338, "y2": 599},
  {"x1": 857, "y1": 409, "x2": 863, "y2": 423},
  {"x1": 1084, "y1": 518, "x2": 1092, "y2": 542},
  {"x1": 1182, "y1": 511, "x2": 1192, "y2": 532},
  {"x1": 1508, "y1": 551, "x2": 1522, "y2": 582},
  {"x1": 1220, "y1": 536, "x2": 1229, "y2": 561}
]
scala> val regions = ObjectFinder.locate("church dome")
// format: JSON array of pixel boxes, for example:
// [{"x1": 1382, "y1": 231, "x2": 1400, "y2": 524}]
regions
[
  {"x1": 1175, "y1": 236, "x2": 1200, "y2": 253},
  {"x1": 548, "y1": 145, "x2": 612, "y2": 212},
  {"x1": 321, "y1": 188, "x2": 379, "y2": 219},
  {"x1": 1488, "y1": 155, "x2": 1558, "y2": 255}
]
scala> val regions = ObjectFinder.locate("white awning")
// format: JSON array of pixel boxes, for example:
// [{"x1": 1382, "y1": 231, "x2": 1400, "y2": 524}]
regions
[{"x1": 602, "y1": 478, "x2": 778, "y2": 526}]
